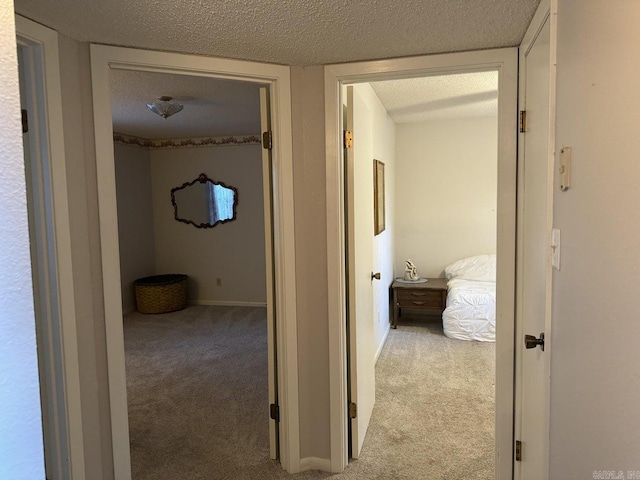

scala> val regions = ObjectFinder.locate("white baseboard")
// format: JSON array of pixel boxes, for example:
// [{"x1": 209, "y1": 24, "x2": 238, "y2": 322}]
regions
[
  {"x1": 299, "y1": 457, "x2": 332, "y2": 473},
  {"x1": 374, "y1": 323, "x2": 391, "y2": 364},
  {"x1": 190, "y1": 300, "x2": 267, "y2": 308}
]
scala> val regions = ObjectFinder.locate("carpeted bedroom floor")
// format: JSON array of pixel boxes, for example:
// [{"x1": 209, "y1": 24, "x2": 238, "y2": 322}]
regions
[{"x1": 124, "y1": 306, "x2": 495, "y2": 479}]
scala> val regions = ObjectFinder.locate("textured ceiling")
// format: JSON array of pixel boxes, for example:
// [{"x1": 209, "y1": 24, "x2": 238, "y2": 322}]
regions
[
  {"x1": 370, "y1": 71, "x2": 499, "y2": 123},
  {"x1": 111, "y1": 70, "x2": 497, "y2": 139},
  {"x1": 110, "y1": 70, "x2": 262, "y2": 139},
  {"x1": 15, "y1": 0, "x2": 540, "y2": 66}
]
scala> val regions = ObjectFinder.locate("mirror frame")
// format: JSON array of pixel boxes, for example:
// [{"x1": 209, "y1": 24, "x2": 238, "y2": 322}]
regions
[{"x1": 170, "y1": 172, "x2": 238, "y2": 229}]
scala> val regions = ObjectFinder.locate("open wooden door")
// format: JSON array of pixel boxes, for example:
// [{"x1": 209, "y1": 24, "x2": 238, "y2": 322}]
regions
[
  {"x1": 345, "y1": 85, "x2": 376, "y2": 459},
  {"x1": 515, "y1": 1, "x2": 555, "y2": 477},
  {"x1": 260, "y1": 86, "x2": 279, "y2": 460}
]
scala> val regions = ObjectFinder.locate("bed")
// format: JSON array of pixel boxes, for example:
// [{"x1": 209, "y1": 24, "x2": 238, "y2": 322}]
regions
[{"x1": 442, "y1": 254, "x2": 496, "y2": 342}]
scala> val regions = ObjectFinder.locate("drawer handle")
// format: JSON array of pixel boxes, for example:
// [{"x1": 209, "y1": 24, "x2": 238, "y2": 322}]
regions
[
  {"x1": 411, "y1": 292, "x2": 427, "y2": 297},
  {"x1": 412, "y1": 301, "x2": 426, "y2": 306}
]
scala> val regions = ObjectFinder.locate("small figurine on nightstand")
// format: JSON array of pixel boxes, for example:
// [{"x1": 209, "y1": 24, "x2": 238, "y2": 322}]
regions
[{"x1": 404, "y1": 259, "x2": 420, "y2": 281}]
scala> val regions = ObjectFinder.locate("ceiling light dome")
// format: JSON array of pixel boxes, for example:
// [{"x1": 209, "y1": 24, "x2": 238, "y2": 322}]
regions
[{"x1": 146, "y1": 96, "x2": 184, "y2": 119}]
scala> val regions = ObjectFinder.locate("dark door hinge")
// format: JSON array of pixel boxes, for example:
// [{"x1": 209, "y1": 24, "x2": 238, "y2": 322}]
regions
[
  {"x1": 262, "y1": 131, "x2": 272, "y2": 150},
  {"x1": 349, "y1": 402, "x2": 357, "y2": 419},
  {"x1": 515, "y1": 440, "x2": 522, "y2": 461},
  {"x1": 519, "y1": 110, "x2": 527, "y2": 133},
  {"x1": 22, "y1": 109, "x2": 29, "y2": 134},
  {"x1": 270, "y1": 403, "x2": 280, "y2": 422}
]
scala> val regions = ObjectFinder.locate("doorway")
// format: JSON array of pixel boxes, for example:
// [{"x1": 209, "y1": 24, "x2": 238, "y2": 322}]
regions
[
  {"x1": 344, "y1": 73, "x2": 500, "y2": 474},
  {"x1": 15, "y1": 15, "x2": 85, "y2": 479},
  {"x1": 325, "y1": 49, "x2": 518, "y2": 477},
  {"x1": 90, "y1": 45, "x2": 300, "y2": 477},
  {"x1": 109, "y1": 69, "x2": 276, "y2": 477}
]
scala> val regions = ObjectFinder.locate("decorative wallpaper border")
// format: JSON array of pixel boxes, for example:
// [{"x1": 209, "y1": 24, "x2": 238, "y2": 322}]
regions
[{"x1": 113, "y1": 133, "x2": 261, "y2": 149}]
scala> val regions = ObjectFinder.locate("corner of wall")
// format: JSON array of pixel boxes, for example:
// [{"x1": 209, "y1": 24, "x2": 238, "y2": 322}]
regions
[
  {"x1": 299, "y1": 456, "x2": 332, "y2": 473},
  {"x1": 290, "y1": 65, "x2": 332, "y2": 461},
  {"x1": 58, "y1": 33, "x2": 115, "y2": 480}
]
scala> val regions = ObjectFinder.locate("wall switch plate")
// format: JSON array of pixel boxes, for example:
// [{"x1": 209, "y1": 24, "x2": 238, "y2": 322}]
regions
[{"x1": 551, "y1": 228, "x2": 561, "y2": 270}]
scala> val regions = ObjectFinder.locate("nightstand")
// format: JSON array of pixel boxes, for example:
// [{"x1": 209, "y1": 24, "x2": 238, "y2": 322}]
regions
[{"x1": 391, "y1": 278, "x2": 448, "y2": 329}]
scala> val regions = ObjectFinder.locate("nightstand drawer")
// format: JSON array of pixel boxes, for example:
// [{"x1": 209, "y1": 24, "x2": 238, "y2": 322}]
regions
[
  {"x1": 396, "y1": 289, "x2": 444, "y2": 308},
  {"x1": 391, "y1": 278, "x2": 448, "y2": 328}
]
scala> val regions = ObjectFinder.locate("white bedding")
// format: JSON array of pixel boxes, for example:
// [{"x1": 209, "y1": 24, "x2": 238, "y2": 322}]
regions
[{"x1": 443, "y1": 278, "x2": 496, "y2": 342}]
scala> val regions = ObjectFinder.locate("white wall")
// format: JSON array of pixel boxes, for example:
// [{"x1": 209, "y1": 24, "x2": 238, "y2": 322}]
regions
[
  {"x1": 353, "y1": 84, "x2": 395, "y2": 357},
  {"x1": 150, "y1": 144, "x2": 266, "y2": 305},
  {"x1": 58, "y1": 35, "x2": 113, "y2": 479},
  {"x1": 0, "y1": 7, "x2": 45, "y2": 479},
  {"x1": 291, "y1": 65, "x2": 331, "y2": 461},
  {"x1": 114, "y1": 143, "x2": 156, "y2": 312},
  {"x1": 394, "y1": 116, "x2": 497, "y2": 278},
  {"x1": 550, "y1": 1, "x2": 640, "y2": 477}
]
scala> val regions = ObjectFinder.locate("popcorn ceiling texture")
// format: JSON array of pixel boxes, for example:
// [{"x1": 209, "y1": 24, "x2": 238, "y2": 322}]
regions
[
  {"x1": 110, "y1": 69, "x2": 262, "y2": 139},
  {"x1": 21, "y1": 0, "x2": 535, "y2": 138},
  {"x1": 15, "y1": 0, "x2": 540, "y2": 66},
  {"x1": 111, "y1": 63, "x2": 497, "y2": 138},
  {"x1": 371, "y1": 71, "x2": 499, "y2": 123}
]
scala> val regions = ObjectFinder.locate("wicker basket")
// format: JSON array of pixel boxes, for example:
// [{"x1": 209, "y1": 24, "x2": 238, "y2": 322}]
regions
[{"x1": 134, "y1": 274, "x2": 188, "y2": 314}]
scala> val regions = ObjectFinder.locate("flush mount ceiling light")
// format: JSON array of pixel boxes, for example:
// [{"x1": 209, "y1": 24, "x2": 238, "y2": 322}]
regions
[{"x1": 146, "y1": 96, "x2": 184, "y2": 119}]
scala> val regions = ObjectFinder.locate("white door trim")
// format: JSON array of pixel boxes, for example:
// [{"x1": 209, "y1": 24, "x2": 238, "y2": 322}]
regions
[
  {"x1": 324, "y1": 49, "x2": 518, "y2": 476},
  {"x1": 515, "y1": 0, "x2": 556, "y2": 477},
  {"x1": 15, "y1": 15, "x2": 86, "y2": 480},
  {"x1": 260, "y1": 86, "x2": 279, "y2": 460},
  {"x1": 90, "y1": 45, "x2": 300, "y2": 477}
]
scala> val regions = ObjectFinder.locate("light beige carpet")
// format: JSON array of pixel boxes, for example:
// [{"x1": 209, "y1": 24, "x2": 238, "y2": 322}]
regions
[{"x1": 125, "y1": 307, "x2": 494, "y2": 479}]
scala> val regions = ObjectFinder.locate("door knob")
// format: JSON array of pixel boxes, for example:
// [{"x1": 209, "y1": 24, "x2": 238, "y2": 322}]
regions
[
  {"x1": 524, "y1": 332, "x2": 545, "y2": 351},
  {"x1": 371, "y1": 272, "x2": 381, "y2": 280}
]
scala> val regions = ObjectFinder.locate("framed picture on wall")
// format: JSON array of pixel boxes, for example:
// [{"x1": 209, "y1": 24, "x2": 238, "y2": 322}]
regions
[{"x1": 374, "y1": 159, "x2": 385, "y2": 235}]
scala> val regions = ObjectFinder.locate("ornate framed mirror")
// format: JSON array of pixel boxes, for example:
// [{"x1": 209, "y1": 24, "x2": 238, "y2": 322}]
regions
[{"x1": 171, "y1": 173, "x2": 238, "y2": 228}]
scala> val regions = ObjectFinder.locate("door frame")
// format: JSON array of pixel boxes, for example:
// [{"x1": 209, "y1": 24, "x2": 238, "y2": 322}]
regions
[
  {"x1": 16, "y1": 15, "x2": 86, "y2": 479},
  {"x1": 90, "y1": 45, "x2": 300, "y2": 477},
  {"x1": 259, "y1": 86, "x2": 279, "y2": 460},
  {"x1": 324, "y1": 48, "x2": 518, "y2": 476},
  {"x1": 514, "y1": 0, "x2": 556, "y2": 477}
]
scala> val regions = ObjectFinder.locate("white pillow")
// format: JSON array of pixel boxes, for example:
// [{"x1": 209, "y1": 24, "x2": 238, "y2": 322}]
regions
[{"x1": 444, "y1": 254, "x2": 496, "y2": 282}]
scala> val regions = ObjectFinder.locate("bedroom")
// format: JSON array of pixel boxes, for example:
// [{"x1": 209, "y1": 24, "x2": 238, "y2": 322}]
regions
[
  {"x1": 345, "y1": 71, "x2": 499, "y2": 476},
  {"x1": 110, "y1": 70, "x2": 282, "y2": 478}
]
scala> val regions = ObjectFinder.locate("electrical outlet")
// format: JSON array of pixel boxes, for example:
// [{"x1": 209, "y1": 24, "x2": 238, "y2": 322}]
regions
[{"x1": 216, "y1": 278, "x2": 222, "y2": 286}]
